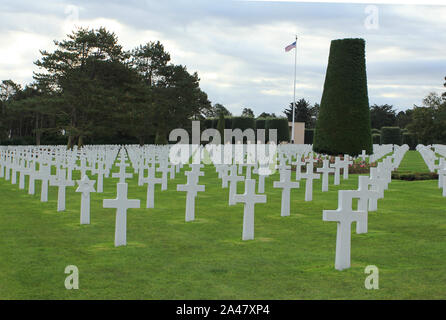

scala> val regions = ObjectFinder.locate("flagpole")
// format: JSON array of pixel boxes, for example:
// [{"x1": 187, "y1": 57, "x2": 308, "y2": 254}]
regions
[{"x1": 291, "y1": 35, "x2": 297, "y2": 144}]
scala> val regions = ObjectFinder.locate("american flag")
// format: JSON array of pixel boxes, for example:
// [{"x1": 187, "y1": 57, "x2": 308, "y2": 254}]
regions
[{"x1": 285, "y1": 41, "x2": 296, "y2": 52}]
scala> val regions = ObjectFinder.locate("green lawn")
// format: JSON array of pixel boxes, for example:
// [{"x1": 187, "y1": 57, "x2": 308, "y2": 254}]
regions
[
  {"x1": 396, "y1": 150, "x2": 430, "y2": 173},
  {"x1": 0, "y1": 150, "x2": 445, "y2": 299}
]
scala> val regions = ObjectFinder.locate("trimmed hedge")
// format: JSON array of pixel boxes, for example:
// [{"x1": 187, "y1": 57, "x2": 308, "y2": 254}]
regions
[
  {"x1": 231, "y1": 116, "x2": 256, "y2": 131},
  {"x1": 304, "y1": 129, "x2": 314, "y2": 144},
  {"x1": 255, "y1": 118, "x2": 268, "y2": 143},
  {"x1": 371, "y1": 128, "x2": 381, "y2": 135},
  {"x1": 202, "y1": 119, "x2": 215, "y2": 130},
  {"x1": 380, "y1": 127, "x2": 401, "y2": 145},
  {"x1": 230, "y1": 116, "x2": 256, "y2": 143},
  {"x1": 372, "y1": 134, "x2": 381, "y2": 144},
  {"x1": 266, "y1": 118, "x2": 290, "y2": 143},
  {"x1": 224, "y1": 117, "x2": 232, "y2": 129},
  {"x1": 392, "y1": 171, "x2": 438, "y2": 181},
  {"x1": 313, "y1": 38, "x2": 372, "y2": 156},
  {"x1": 402, "y1": 132, "x2": 417, "y2": 150}
]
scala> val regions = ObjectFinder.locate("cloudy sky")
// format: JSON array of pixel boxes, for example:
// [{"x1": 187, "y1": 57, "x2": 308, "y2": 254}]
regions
[{"x1": 1, "y1": 0, "x2": 445, "y2": 116}]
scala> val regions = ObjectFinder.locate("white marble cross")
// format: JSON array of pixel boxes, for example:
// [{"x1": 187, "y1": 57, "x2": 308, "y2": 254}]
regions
[
  {"x1": 222, "y1": 165, "x2": 244, "y2": 205},
  {"x1": 437, "y1": 158, "x2": 445, "y2": 189},
  {"x1": 28, "y1": 162, "x2": 37, "y2": 195},
  {"x1": 177, "y1": 172, "x2": 205, "y2": 222},
  {"x1": 50, "y1": 168, "x2": 75, "y2": 211},
  {"x1": 76, "y1": 175, "x2": 96, "y2": 224},
  {"x1": 4, "y1": 156, "x2": 11, "y2": 181},
  {"x1": 368, "y1": 167, "x2": 387, "y2": 211},
  {"x1": 354, "y1": 175, "x2": 380, "y2": 234},
  {"x1": 37, "y1": 164, "x2": 51, "y2": 202},
  {"x1": 292, "y1": 157, "x2": 305, "y2": 181},
  {"x1": 323, "y1": 190, "x2": 367, "y2": 270},
  {"x1": 96, "y1": 162, "x2": 106, "y2": 193},
  {"x1": 233, "y1": 179, "x2": 267, "y2": 241},
  {"x1": 439, "y1": 168, "x2": 446, "y2": 197},
  {"x1": 342, "y1": 154, "x2": 353, "y2": 180},
  {"x1": 18, "y1": 161, "x2": 29, "y2": 190},
  {"x1": 330, "y1": 157, "x2": 343, "y2": 186},
  {"x1": 103, "y1": 182, "x2": 140, "y2": 247},
  {"x1": 317, "y1": 159, "x2": 335, "y2": 192},
  {"x1": 273, "y1": 169, "x2": 300, "y2": 216},
  {"x1": 10, "y1": 158, "x2": 18, "y2": 185},
  {"x1": 253, "y1": 164, "x2": 270, "y2": 194},
  {"x1": 359, "y1": 150, "x2": 368, "y2": 162},
  {"x1": 112, "y1": 160, "x2": 133, "y2": 183},
  {"x1": 157, "y1": 164, "x2": 170, "y2": 191},
  {"x1": 143, "y1": 166, "x2": 163, "y2": 208},
  {"x1": 300, "y1": 162, "x2": 320, "y2": 201}
]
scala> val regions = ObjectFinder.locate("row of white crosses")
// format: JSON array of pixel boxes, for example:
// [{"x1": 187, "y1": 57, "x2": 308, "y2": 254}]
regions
[
  {"x1": 0, "y1": 145, "x2": 119, "y2": 217},
  {"x1": 420, "y1": 145, "x2": 446, "y2": 196},
  {"x1": 323, "y1": 145, "x2": 409, "y2": 270},
  {"x1": 416, "y1": 144, "x2": 438, "y2": 172}
]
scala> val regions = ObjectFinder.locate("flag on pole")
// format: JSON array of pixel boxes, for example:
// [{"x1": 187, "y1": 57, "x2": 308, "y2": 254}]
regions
[{"x1": 285, "y1": 41, "x2": 296, "y2": 52}]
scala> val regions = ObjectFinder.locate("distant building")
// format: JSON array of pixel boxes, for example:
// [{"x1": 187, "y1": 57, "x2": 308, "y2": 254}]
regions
[{"x1": 288, "y1": 122, "x2": 305, "y2": 144}]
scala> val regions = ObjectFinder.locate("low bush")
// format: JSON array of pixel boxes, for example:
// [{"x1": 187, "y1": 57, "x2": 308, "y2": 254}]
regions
[{"x1": 392, "y1": 171, "x2": 438, "y2": 181}]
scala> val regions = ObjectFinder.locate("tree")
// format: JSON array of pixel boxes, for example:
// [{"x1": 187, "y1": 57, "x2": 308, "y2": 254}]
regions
[
  {"x1": 396, "y1": 109, "x2": 413, "y2": 129},
  {"x1": 241, "y1": 108, "x2": 254, "y2": 118},
  {"x1": 257, "y1": 112, "x2": 277, "y2": 118},
  {"x1": 156, "y1": 64, "x2": 211, "y2": 142},
  {"x1": 283, "y1": 98, "x2": 312, "y2": 125},
  {"x1": 308, "y1": 103, "x2": 320, "y2": 129},
  {"x1": 2, "y1": 27, "x2": 213, "y2": 146},
  {"x1": 370, "y1": 104, "x2": 397, "y2": 129},
  {"x1": 34, "y1": 27, "x2": 134, "y2": 148},
  {"x1": 203, "y1": 103, "x2": 231, "y2": 118},
  {"x1": 313, "y1": 38, "x2": 372, "y2": 156},
  {"x1": 408, "y1": 92, "x2": 446, "y2": 144},
  {"x1": 129, "y1": 41, "x2": 170, "y2": 145},
  {"x1": 442, "y1": 76, "x2": 446, "y2": 101},
  {"x1": 0, "y1": 80, "x2": 22, "y2": 141}
]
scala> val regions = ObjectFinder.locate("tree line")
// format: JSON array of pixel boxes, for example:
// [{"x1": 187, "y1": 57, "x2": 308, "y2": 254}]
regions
[{"x1": 0, "y1": 27, "x2": 212, "y2": 148}]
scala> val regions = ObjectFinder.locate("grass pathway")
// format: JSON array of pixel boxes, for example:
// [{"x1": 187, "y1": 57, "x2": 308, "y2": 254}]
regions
[{"x1": 396, "y1": 150, "x2": 430, "y2": 173}]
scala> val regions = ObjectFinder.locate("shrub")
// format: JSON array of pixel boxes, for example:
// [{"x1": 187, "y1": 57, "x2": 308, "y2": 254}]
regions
[
  {"x1": 266, "y1": 118, "x2": 290, "y2": 143},
  {"x1": 202, "y1": 119, "x2": 215, "y2": 130},
  {"x1": 224, "y1": 117, "x2": 232, "y2": 129},
  {"x1": 381, "y1": 127, "x2": 401, "y2": 145},
  {"x1": 230, "y1": 116, "x2": 256, "y2": 143},
  {"x1": 304, "y1": 129, "x2": 314, "y2": 144},
  {"x1": 313, "y1": 38, "x2": 372, "y2": 156},
  {"x1": 372, "y1": 134, "x2": 381, "y2": 144},
  {"x1": 231, "y1": 116, "x2": 256, "y2": 131},
  {"x1": 371, "y1": 128, "x2": 381, "y2": 135},
  {"x1": 255, "y1": 118, "x2": 268, "y2": 143},
  {"x1": 402, "y1": 132, "x2": 417, "y2": 150},
  {"x1": 392, "y1": 171, "x2": 438, "y2": 181},
  {"x1": 216, "y1": 113, "x2": 225, "y2": 144}
]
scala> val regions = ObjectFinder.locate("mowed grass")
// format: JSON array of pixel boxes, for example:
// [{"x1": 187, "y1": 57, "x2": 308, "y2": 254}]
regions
[
  {"x1": 0, "y1": 150, "x2": 445, "y2": 300},
  {"x1": 396, "y1": 150, "x2": 430, "y2": 173}
]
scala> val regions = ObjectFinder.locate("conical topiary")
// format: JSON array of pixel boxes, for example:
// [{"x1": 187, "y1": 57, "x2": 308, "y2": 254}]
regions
[{"x1": 313, "y1": 38, "x2": 373, "y2": 156}]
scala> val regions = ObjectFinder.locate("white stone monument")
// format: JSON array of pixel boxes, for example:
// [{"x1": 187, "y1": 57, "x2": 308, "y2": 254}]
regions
[
  {"x1": 233, "y1": 179, "x2": 267, "y2": 241},
  {"x1": 273, "y1": 169, "x2": 299, "y2": 216},
  {"x1": 76, "y1": 175, "x2": 96, "y2": 225},
  {"x1": 323, "y1": 190, "x2": 367, "y2": 271},
  {"x1": 103, "y1": 182, "x2": 140, "y2": 247}
]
